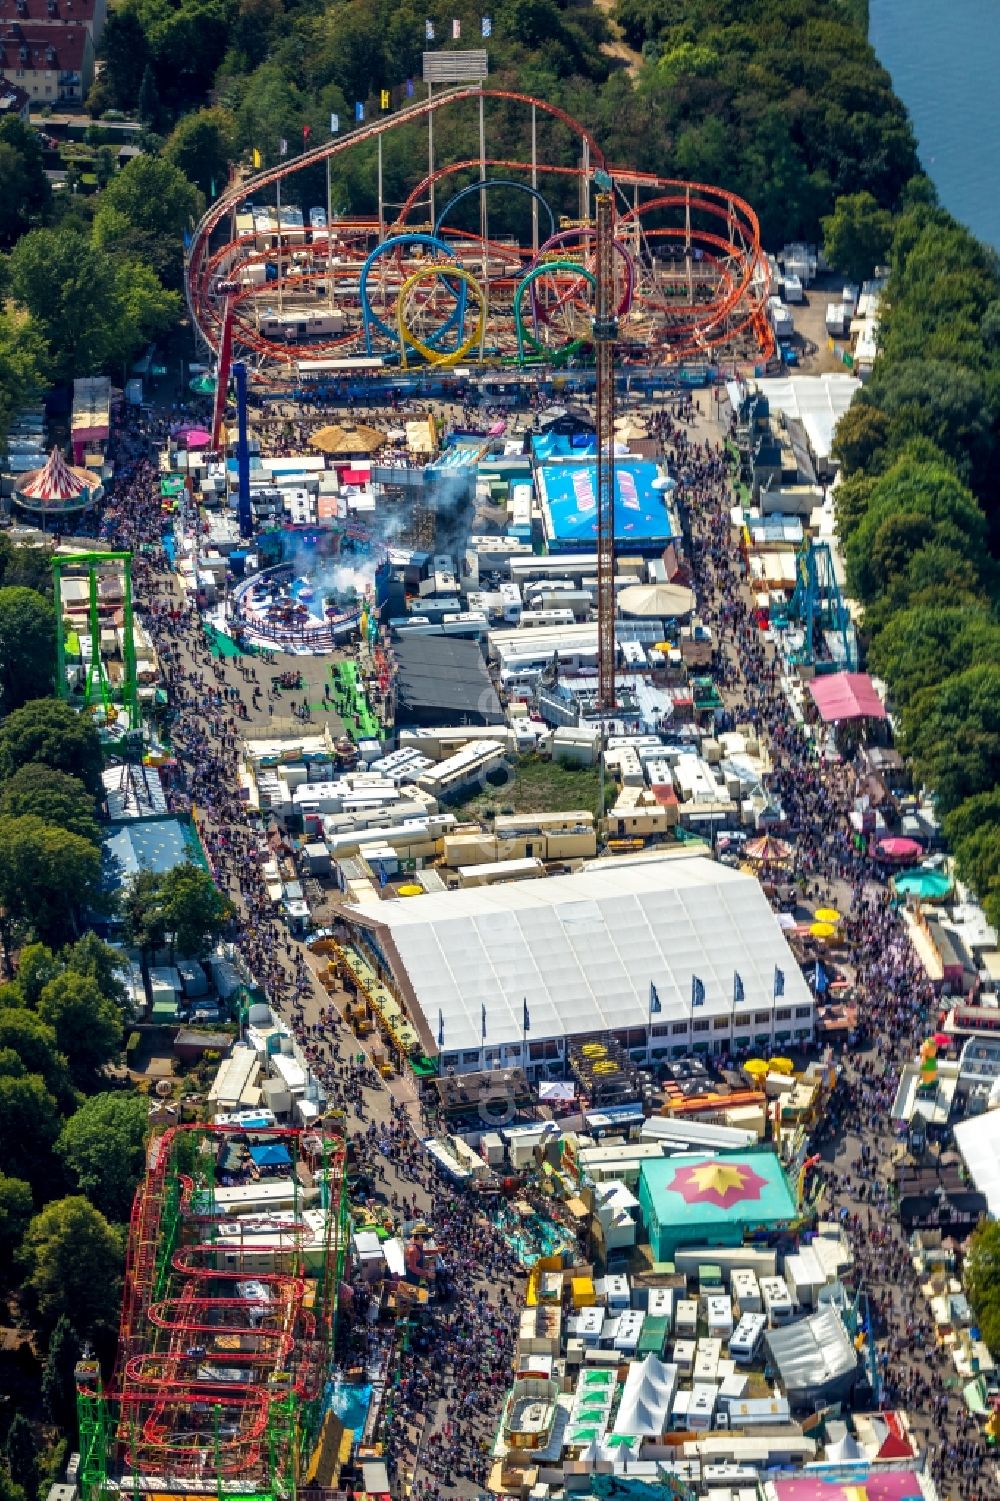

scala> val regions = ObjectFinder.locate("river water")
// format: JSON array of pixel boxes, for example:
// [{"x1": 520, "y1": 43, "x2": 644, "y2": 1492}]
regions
[{"x1": 869, "y1": 0, "x2": 1000, "y2": 249}]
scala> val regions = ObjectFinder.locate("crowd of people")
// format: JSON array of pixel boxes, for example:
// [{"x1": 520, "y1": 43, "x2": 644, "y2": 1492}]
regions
[
  {"x1": 672, "y1": 405, "x2": 999, "y2": 1500},
  {"x1": 86, "y1": 386, "x2": 998, "y2": 1501}
]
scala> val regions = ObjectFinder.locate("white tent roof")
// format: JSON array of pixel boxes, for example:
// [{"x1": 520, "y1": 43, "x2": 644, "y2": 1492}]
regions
[
  {"x1": 612, "y1": 1356, "x2": 678, "y2": 1437},
  {"x1": 350, "y1": 854, "x2": 813, "y2": 1054},
  {"x1": 954, "y1": 1108, "x2": 1000, "y2": 1216},
  {"x1": 765, "y1": 1306, "x2": 857, "y2": 1397},
  {"x1": 825, "y1": 1424, "x2": 866, "y2": 1462},
  {"x1": 755, "y1": 373, "x2": 860, "y2": 461}
]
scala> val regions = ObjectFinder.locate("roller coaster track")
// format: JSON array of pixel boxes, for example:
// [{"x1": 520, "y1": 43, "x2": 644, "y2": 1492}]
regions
[
  {"x1": 185, "y1": 85, "x2": 773, "y2": 382},
  {"x1": 186, "y1": 86, "x2": 604, "y2": 344}
]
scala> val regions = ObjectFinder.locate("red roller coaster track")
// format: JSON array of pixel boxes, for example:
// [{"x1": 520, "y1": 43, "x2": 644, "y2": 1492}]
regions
[
  {"x1": 185, "y1": 85, "x2": 773, "y2": 397},
  {"x1": 110, "y1": 1124, "x2": 345, "y2": 1490}
]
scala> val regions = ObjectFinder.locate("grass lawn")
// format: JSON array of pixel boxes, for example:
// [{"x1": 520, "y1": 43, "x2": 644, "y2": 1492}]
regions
[{"x1": 448, "y1": 752, "x2": 604, "y2": 820}]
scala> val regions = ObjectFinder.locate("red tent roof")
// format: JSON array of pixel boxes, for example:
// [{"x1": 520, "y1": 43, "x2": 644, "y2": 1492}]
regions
[
  {"x1": 20, "y1": 446, "x2": 92, "y2": 502},
  {"x1": 808, "y1": 672, "x2": 886, "y2": 724}
]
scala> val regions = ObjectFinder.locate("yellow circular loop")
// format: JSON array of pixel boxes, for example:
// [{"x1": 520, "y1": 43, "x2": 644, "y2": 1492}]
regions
[{"x1": 396, "y1": 263, "x2": 487, "y2": 367}]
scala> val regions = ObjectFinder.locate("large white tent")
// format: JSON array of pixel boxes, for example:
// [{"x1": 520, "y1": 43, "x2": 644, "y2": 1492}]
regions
[
  {"x1": 348, "y1": 852, "x2": 814, "y2": 1064},
  {"x1": 754, "y1": 373, "x2": 860, "y2": 463},
  {"x1": 954, "y1": 1108, "x2": 1000, "y2": 1217},
  {"x1": 765, "y1": 1306, "x2": 858, "y2": 1406},
  {"x1": 612, "y1": 1355, "x2": 679, "y2": 1438}
]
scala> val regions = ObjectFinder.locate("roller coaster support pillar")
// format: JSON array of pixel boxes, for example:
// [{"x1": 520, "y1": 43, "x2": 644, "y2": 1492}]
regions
[
  {"x1": 234, "y1": 360, "x2": 252, "y2": 539},
  {"x1": 211, "y1": 299, "x2": 234, "y2": 451},
  {"x1": 593, "y1": 178, "x2": 617, "y2": 711}
]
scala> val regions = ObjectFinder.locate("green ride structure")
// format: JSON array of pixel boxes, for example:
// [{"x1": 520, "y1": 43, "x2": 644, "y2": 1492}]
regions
[
  {"x1": 76, "y1": 1124, "x2": 349, "y2": 1501},
  {"x1": 53, "y1": 551, "x2": 140, "y2": 734}
]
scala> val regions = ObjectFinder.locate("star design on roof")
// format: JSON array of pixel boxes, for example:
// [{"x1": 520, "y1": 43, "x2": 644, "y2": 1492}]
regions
[{"x1": 666, "y1": 1158, "x2": 769, "y2": 1209}]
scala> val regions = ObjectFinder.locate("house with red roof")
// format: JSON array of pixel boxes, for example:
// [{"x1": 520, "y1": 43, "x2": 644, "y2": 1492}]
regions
[
  {"x1": 0, "y1": 20, "x2": 93, "y2": 103},
  {"x1": 0, "y1": 0, "x2": 105, "y2": 47}
]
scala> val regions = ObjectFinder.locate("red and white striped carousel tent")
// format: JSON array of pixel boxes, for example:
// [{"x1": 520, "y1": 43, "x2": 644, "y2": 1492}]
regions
[{"x1": 17, "y1": 446, "x2": 101, "y2": 514}]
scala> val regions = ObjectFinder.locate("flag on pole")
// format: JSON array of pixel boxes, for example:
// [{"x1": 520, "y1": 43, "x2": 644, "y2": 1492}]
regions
[
  {"x1": 692, "y1": 975, "x2": 706, "y2": 1008},
  {"x1": 482, "y1": 15, "x2": 491, "y2": 36},
  {"x1": 438, "y1": 1009, "x2": 445, "y2": 1048},
  {"x1": 251, "y1": 147, "x2": 261, "y2": 168},
  {"x1": 380, "y1": 88, "x2": 390, "y2": 109},
  {"x1": 302, "y1": 123, "x2": 312, "y2": 142},
  {"x1": 649, "y1": 981, "x2": 662, "y2": 1016},
  {"x1": 481, "y1": 1003, "x2": 487, "y2": 1042},
  {"x1": 734, "y1": 971, "x2": 745, "y2": 1005},
  {"x1": 814, "y1": 962, "x2": 828, "y2": 996},
  {"x1": 452, "y1": 16, "x2": 461, "y2": 37},
  {"x1": 523, "y1": 998, "x2": 530, "y2": 1033},
  {"x1": 279, "y1": 137, "x2": 288, "y2": 156},
  {"x1": 355, "y1": 101, "x2": 364, "y2": 122},
  {"x1": 425, "y1": 17, "x2": 434, "y2": 38},
  {"x1": 774, "y1": 965, "x2": 785, "y2": 998},
  {"x1": 406, "y1": 78, "x2": 415, "y2": 97},
  {"x1": 330, "y1": 112, "x2": 339, "y2": 133}
]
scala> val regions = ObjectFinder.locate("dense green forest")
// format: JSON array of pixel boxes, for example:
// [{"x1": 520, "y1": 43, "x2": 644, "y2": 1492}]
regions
[{"x1": 87, "y1": 0, "x2": 918, "y2": 246}]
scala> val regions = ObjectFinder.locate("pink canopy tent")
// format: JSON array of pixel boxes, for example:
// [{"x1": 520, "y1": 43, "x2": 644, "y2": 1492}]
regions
[
  {"x1": 808, "y1": 671, "x2": 887, "y2": 724},
  {"x1": 876, "y1": 836, "x2": 924, "y2": 862},
  {"x1": 180, "y1": 427, "x2": 213, "y2": 449},
  {"x1": 18, "y1": 447, "x2": 96, "y2": 511}
]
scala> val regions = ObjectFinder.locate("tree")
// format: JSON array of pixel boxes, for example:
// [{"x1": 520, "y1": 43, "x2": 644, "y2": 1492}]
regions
[
  {"x1": 63, "y1": 934, "x2": 130, "y2": 1017},
  {"x1": 0, "y1": 536, "x2": 54, "y2": 595},
  {"x1": 0, "y1": 1172, "x2": 33, "y2": 1275},
  {"x1": 57, "y1": 1092, "x2": 148, "y2": 1221},
  {"x1": 0, "y1": 117, "x2": 50, "y2": 246},
  {"x1": 41, "y1": 1316, "x2": 81, "y2": 1435},
  {"x1": 0, "y1": 816, "x2": 103, "y2": 955},
  {"x1": 20, "y1": 1196, "x2": 123, "y2": 1337},
  {"x1": 861, "y1": 358, "x2": 991, "y2": 488},
  {"x1": 0, "y1": 1008, "x2": 73, "y2": 1108},
  {"x1": 904, "y1": 665, "x2": 1000, "y2": 815},
  {"x1": 831, "y1": 404, "x2": 891, "y2": 478},
  {"x1": 0, "y1": 312, "x2": 47, "y2": 458},
  {"x1": 38, "y1": 974, "x2": 122, "y2": 1080},
  {"x1": 844, "y1": 455, "x2": 987, "y2": 603},
  {"x1": 951, "y1": 825, "x2": 1000, "y2": 915},
  {"x1": 821, "y1": 191, "x2": 893, "y2": 284},
  {"x1": 163, "y1": 107, "x2": 235, "y2": 199},
  {"x1": 122, "y1": 867, "x2": 168, "y2": 965},
  {"x1": 161, "y1": 862, "x2": 233, "y2": 959},
  {"x1": 11, "y1": 943, "x2": 60, "y2": 1007},
  {"x1": 0, "y1": 1075, "x2": 59, "y2": 1190},
  {"x1": 943, "y1": 790, "x2": 1000, "y2": 852},
  {"x1": 0, "y1": 588, "x2": 53, "y2": 716},
  {"x1": 7, "y1": 229, "x2": 180, "y2": 382},
  {"x1": 136, "y1": 63, "x2": 162, "y2": 130},
  {"x1": 4, "y1": 1414, "x2": 37, "y2": 1500},
  {"x1": 92, "y1": 156, "x2": 203, "y2": 289},
  {"x1": 0, "y1": 766, "x2": 99, "y2": 847},
  {"x1": 868, "y1": 605, "x2": 1000, "y2": 706},
  {"x1": 100, "y1": 8, "x2": 149, "y2": 111},
  {"x1": 967, "y1": 1219, "x2": 1000, "y2": 1353},
  {"x1": 0, "y1": 699, "x2": 103, "y2": 795}
]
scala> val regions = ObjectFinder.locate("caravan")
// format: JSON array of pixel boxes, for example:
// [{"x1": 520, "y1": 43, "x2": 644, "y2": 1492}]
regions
[{"x1": 728, "y1": 1312, "x2": 767, "y2": 1364}]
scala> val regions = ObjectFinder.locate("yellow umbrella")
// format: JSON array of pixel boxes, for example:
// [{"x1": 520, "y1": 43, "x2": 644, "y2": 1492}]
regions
[
  {"x1": 814, "y1": 907, "x2": 842, "y2": 924},
  {"x1": 810, "y1": 921, "x2": 836, "y2": 940},
  {"x1": 744, "y1": 1059, "x2": 769, "y2": 1080},
  {"x1": 398, "y1": 884, "x2": 423, "y2": 897},
  {"x1": 768, "y1": 1057, "x2": 794, "y2": 1074}
]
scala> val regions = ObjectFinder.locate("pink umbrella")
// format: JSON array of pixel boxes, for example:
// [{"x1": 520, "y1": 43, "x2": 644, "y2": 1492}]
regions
[
  {"x1": 181, "y1": 427, "x2": 213, "y2": 449},
  {"x1": 876, "y1": 836, "x2": 923, "y2": 862}
]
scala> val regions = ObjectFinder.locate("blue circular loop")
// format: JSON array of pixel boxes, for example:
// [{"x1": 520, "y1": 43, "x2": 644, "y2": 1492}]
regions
[{"x1": 360, "y1": 233, "x2": 464, "y2": 354}]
